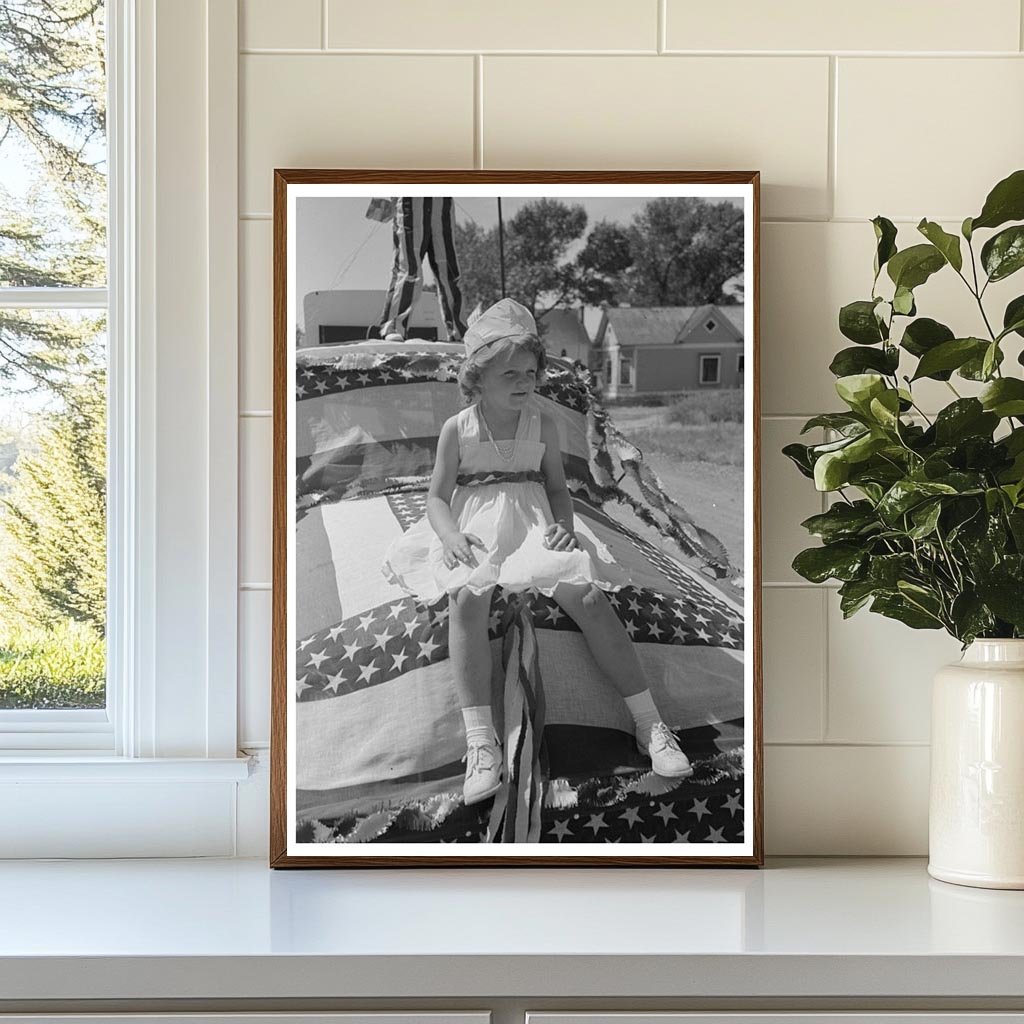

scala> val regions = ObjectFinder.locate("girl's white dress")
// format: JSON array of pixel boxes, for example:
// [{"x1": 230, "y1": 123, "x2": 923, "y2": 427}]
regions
[{"x1": 382, "y1": 399, "x2": 629, "y2": 602}]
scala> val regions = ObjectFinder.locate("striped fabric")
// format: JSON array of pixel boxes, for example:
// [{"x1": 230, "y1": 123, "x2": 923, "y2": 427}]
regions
[
  {"x1": 377, "y1": 196, "x2": 468, "y2": 341},
  {"x1": 294, "y1": 346, "x2": 745, "y2": 843}
]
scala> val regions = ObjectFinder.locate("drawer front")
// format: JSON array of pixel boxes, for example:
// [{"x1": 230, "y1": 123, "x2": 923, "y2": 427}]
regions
[
  {"x1": 528, "y1": 1016, "x2": 1024, "y2": 1024},
  {"x1": 0, "y1": 1016, "x2": 490, "y2": 1024}
]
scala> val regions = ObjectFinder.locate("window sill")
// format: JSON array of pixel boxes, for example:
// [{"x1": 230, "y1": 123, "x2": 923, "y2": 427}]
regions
[{"x1": 0, "y1": 754, "x2": 253, "y2": 782}]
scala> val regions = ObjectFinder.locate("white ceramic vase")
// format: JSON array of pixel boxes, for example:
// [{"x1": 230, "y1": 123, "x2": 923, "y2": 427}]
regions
[{"x1": 929, "y1": 639, "x2": 1024, "y2": 889}]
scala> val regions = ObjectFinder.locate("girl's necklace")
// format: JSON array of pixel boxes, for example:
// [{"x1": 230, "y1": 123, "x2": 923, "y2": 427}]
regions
[{"x1": 479, "y1": 406, "x2": 519, "y2": 463}]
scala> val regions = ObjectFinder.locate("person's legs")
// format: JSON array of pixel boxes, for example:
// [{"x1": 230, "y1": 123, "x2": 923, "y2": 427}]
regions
[
  {"x1": 377, "y1": 197, "x2": 424, "y2": 340},
  {"x1": 426, "y1": 196, "x2": 468, "y2": 341},
  {"x1": 550, "y1": 582, "x2": 692, "y2": 778},
  {"x1": 449, "y1": 586, "x2": 502, "y2": 803}
]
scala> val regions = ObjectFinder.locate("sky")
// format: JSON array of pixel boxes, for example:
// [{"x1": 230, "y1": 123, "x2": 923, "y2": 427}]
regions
[{"x1": 295, "y1": 195, "x2": 744, "y2": 329}]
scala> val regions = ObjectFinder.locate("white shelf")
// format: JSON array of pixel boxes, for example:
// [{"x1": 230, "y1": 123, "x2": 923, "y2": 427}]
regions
[{"x1": 1, "y1": 857, "x2": 1023, "y2": 1002}]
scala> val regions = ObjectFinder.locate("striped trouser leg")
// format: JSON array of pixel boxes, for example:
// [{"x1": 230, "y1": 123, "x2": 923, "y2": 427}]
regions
[
  {"x1": 377, "y1": 196, "x2": 424, "y2": 339},
  {"x1": 426, "y1": 196, "x2": 468, "y2": 341}
]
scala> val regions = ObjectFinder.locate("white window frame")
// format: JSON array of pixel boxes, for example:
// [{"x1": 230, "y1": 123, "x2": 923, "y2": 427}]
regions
[
  {"x1": 0, "y1": 0, "x2": 249, "y2": 857},
  {"x1": 699, "y1": 353, "x2": 721, "y2": 386}
]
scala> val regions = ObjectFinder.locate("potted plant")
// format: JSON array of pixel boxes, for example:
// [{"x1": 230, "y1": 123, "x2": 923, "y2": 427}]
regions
[{"x1": 785, "y1": 169, "x2": 1024, "y2": 889}]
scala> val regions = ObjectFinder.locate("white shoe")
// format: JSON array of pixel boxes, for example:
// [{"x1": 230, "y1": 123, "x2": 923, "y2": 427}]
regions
[
  {"x1": 638, "y1": 721, "x2": 694, "y2": 779},
  {"x1": 462, "y1": 735, "x2": 502, "y2": 805},
  {"x1": 383, "y1": 332, "x2": 405, "y2": 342}
]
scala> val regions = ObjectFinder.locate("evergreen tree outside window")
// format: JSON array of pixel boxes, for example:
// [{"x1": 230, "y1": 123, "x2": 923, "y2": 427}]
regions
[{"x1": 0, "y1": 1, "x2": 107, "y2": 710}]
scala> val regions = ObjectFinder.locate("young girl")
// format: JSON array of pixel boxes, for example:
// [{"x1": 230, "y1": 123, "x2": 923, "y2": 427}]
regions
[{"x1": 382, "y1": 298, "x2": 692, "y2": 806}]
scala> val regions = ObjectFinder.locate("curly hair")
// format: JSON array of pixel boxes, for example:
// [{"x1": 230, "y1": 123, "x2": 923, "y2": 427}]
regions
[{"x1": 457, "y1": 334, "x2": 547, "y2": 404}]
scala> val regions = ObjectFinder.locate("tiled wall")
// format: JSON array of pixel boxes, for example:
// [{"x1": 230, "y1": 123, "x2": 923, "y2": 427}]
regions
[{"x1": 236, "y1": 0, "x2": 1024, "y2": 854}]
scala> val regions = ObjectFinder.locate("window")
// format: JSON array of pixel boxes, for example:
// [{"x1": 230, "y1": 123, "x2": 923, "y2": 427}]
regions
[
  {"x1": 619, "y1": 355, "x2": 634, "y2": 387},
  {"x1": 704, "y1": 319, "x2": 716, "y2": 332},
  {"x1": 0, "y1": 2, "x2": 108, "y2": 723},
  {"x1": 699, "y1": 354, "x2": 721, "y2": 386},
  {"x1": 737, "y1": 353, "x2": 745, "y2": 377}
]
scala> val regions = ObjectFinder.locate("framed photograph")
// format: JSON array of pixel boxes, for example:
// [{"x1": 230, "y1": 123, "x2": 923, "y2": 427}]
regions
[{"x1": 271, "y1": 170, "x2": 762, "y2": 867}]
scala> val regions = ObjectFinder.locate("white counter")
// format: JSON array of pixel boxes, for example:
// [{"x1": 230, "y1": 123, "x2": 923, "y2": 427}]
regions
[{"x1": 1, "y1": 857, "x2": 1023, "y2": 1003}]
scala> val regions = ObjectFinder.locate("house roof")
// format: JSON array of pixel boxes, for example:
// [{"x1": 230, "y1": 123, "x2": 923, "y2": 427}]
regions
[
  {"x1": 539, "y1": 308, "x2": 592, "y2": 352},
  {"x1": 602, "y1": 304, "x2": 743, "y2": 346}
]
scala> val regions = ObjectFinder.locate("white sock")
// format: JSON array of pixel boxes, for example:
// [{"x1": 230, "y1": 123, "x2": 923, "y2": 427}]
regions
[
  {"x1": 462, "y1": 705, "x2": 495, "y2": 746},
  {"x1": 624, "y1": 689, "x2": 661, "y2": 741}
]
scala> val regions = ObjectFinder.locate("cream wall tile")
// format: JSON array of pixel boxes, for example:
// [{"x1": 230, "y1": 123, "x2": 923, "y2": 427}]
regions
[
  {"x1": 482, "y1": 57, "x2": 830, "y2": 220},
  {"x1": 240, "y1": 55, "x2": 474, "y2": 214},
  {"x1": 666, "y1": 0, "x2": 1020, "y2": 53},
  {"x1": 241, "y1": 0, "x2": 321, "y2": 50},
  {"x1": 240, "y1": 220, "x2": 273, "y2": 411},
  {"x1": 239, "y1": 589, "x2": 272, "y2": 746},
  {"x1": 826, "y1": 597, "x2": 962, "y2": 744},
  {"x1": 761, "y1": 418, "x2": 823, "y2": 584},
  {"x1": 836, "y1": 58, "x2": 1024, "y2": 220},
  {"x1": 762, "y1": 221, "x2": 1024, "y2": 415},
  {"x1": 240, "y1": 416, "x2": 272, "y2": 586},
  {"x1": 327, "y1": 0, "x2": 657, "y2": 51},
  {"x1": 765, "y1": 744, "x2": 929, "y2": 854},
  {"x1": 762, "y1": 588, "x2": 825, "y2": 743}
]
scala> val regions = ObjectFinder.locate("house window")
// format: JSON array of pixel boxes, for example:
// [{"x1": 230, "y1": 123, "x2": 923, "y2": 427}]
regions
[
  {"x1": 0, "y1": 2, "x2": 108, "y2": 721},
  {"x1": 704, "y1": 319, "x2": 716, "y2": 332},
  {"x1": 737, "y1": 354, "x2": 745, "y2": 376},
  {"x1": 700, "y1": 354, "x2": 721, "y2": 386},
  {"x1": 619, "y1": 355, "x2": 634, "y2": 387}
]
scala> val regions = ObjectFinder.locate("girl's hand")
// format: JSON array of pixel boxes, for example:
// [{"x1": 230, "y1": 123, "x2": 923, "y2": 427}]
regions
[
  {"x1": 442, "y1": 532, "x2": 485, "y2": 569},
  {"x1": 544, "y1": 523, "x2": 579, "y2": 551}
]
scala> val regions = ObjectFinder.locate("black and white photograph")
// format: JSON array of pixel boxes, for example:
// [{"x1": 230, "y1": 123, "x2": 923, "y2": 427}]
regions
[{"x1": 273, "y1": 172, "x2": 761, "y2": 865}]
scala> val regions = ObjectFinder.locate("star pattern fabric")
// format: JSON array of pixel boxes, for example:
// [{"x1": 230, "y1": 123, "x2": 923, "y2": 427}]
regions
[{"x1": 297, "y1": 354, "x2": 589, "y2": 414}]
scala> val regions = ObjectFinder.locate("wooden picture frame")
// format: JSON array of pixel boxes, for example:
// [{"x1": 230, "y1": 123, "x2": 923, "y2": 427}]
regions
[{"x1": 271, "y1": 170, "x2": 762, "y2": 867}]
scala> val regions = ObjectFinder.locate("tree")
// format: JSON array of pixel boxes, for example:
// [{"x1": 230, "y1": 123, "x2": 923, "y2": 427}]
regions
[
  {"x1": 0, "y1": 371, "x2": 106, "y2": 632},
  {"x1": 0, "y1": 0, "x2": 106, "y2": 398},
  {"x1": 618, "y1": 198, "x2": 744, "y2": 307},
  {"x1": 453, "y1": 198, "x2": 589, "y2": 331}
]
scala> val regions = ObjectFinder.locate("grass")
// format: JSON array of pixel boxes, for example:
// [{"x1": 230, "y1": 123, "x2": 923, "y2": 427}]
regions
[
  {"x1": 667, "y1": 389, "x2": 744, "y2": 427},
  {"x1": 0, "y1": 619, "x2": 105, "y2": 709},
  {"x1": 608, "y1": 396, "x2": 746, "y2": 572}
]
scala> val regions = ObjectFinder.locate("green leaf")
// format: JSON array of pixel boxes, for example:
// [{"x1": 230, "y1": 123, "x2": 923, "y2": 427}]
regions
[
  {"x1": 982, "y1": 341, "x2": 1001, "y2": 381},
  {"x1": 933, "y1": 399, "x2": 999, "y2": 444},
  {"x1": 911, "y1": 338, "x2": 988, "y2": 381},
  {"x1": 792, "y1": 542, "x2": 866, "y2": 584},
  {"x1": 835, "y1": 373, "x2": 886, "y2": 413},
  {"x1": 800, "y1": 412, "x2": 865, "y2": 434},
  {"x1": 877, "y1": 479, "x2": 958, "y2": 524},
  {"x1": 970, "y1": 169, "x2": 1024, "y2": 233},
  {"x1": 782, "y1": 442, "x2": 815, "y2": 479},
  {"x1": 981, "y1": 225, "x2": 1024, "y2": 282},
  {"x1": 962, "y1": 216, "x2": 974, "y2": 241},
  {"x1": 908, "y1": 500, "x2": 943, "y2": 539},
  {"x1": 892, "y1": 286, "x2": 916, "y2": 316},
  {"x1": 1002, "y1": 295, "x2": 1024, "y2": 340},
  {"x1": 814, "y1": 450, "x2": 851, "y2": 491},
  {"x1": 828, "y1": 345, "x2": 900, "y2": 378},
  {"x1": 979, "y1": 377, "x2": 1024, "y2": 418},
  {"x1": 886, "y1": 243, "x2": 946, "y2": 290},
  {"x1": 960, "y1": 344, "x2": 1004, "y2": 380},
  {"x1": 976, "y1": 577, "x2": 1024, "y2": 629},
  {"x1": 800, "y1": 501, "x2": 879, "y2": 543},
  {"x1": 917, "y1": 219, "x2": 963, "y2": 272},
  {"x1": 872, "y1": 216, "x2": 898, "y2": 277},
  {"x1": 950, "y1": 593, "x2": 996, "y2": 644},
  {"x1": 839, "y1": 300, "x2": 887, "y2": 345},
  {"x1": 868, "y1": 389, "x2": 902, "y2": 431},
  {"x1": 900, "y1": 319, "x2": 955, "y2": 379}
]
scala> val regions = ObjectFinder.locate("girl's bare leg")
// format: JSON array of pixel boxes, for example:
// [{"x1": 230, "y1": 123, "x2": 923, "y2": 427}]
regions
[
  {"x1": 551, "y1": 582, "x2": 647, "y2": 697},
  {"x1": 448, "y1": 586, "x2": 495, "y2": 709}
]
